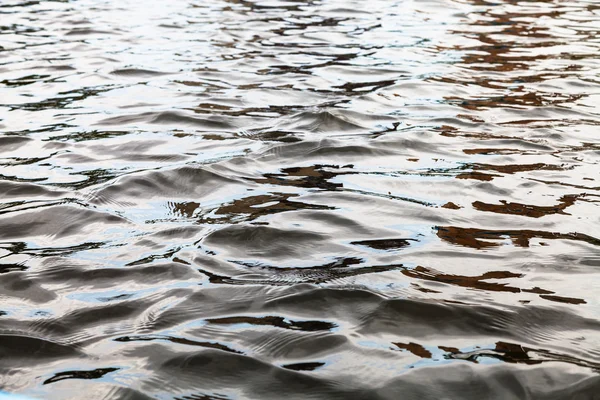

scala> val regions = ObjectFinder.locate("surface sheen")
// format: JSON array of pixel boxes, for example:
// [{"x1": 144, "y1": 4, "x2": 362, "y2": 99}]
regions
[{"x1": 0, "y1": 0, "x2": 600, "y2": 399}]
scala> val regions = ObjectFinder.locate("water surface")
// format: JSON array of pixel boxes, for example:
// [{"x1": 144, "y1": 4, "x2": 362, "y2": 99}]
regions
[{"x1": 1, "y1": 0, "x2": 600, "y2": 398}]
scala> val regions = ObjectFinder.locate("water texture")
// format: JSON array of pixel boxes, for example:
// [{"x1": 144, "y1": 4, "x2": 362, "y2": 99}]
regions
[{"x1": 0, "y1": 0, "x2": 599, "y2": 398}]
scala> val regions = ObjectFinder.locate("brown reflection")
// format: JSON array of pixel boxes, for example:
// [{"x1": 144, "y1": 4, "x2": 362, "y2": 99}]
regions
[
  {"x1": 438, "y1": 345, "x2": 460, "y2": 354},
  {"x1": 471, "y1": 163, "x2": 565, "y2": 174},
  {"x1": 202, "y1": 134, "x2": 231, "y2": 141},
  {"x1": 436, "y1": 226, "x2": 600, "y2": 249},
  {"x1": 432, "y1": 2, "x2": 595, "y2": 79},
  {"x1": 443, "y1": 341, "x2": 600, "y2": 371},
  {"x1": 456, "y1": 114, "x2": 484, "y2": 123},
  {"x1": 441, "y1": 202, "x2": 461, "y2": 210},
  {"x1": 429, "y1": 0, "x2": 595, "y2": 128},
  {"x1": 472, "y1": 194, "x2": 579, "y2": 218},
  {"x1": 456, "y1": 172, "x2": 499, "y2": 181},
  {"x1": 393, "y1": 342, "x2": 432, "y2": 358},
  {"x1": 402, "y1": 266, "x2": 522, "y2": 293},
  {"x1": 411, "y1": 283, "x2": 441, "y2": 294},
  {"x1": 169, "y1": 201, "x2": 201, "y2": 218},
  {"x1": 522, "y1": 287, "x2": 554, "y2": 295},
  {"x1": 446, "y1": 163, "x2": 564, "y2": 182},
  {"x1": 199, "y1": 193, "x2": 333, "y2": 223},
  {"x1": 249, "y1": 165, "x2": 350, "y2": 190},
  {"x1": 405, "y1": 266, "x2": 586, "y2": 304},
  {"x1": 215, "y1": 193, "x2": 332, "y2": 220}
]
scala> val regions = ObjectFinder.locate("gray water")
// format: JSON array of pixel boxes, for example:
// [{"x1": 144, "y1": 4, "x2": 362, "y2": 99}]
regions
[{"x1": 1, "y1": 0, "x2": 600, "y2": 399}]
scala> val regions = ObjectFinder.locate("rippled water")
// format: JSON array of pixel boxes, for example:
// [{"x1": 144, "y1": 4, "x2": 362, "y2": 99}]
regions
[{"x1": 1, "y1": 0, "x2": 600, "y2": 398}]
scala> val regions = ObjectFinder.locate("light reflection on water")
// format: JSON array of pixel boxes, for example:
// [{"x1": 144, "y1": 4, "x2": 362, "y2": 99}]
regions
[{"x1": 1, "y1": 0, "x2": 600, "y2": 398}]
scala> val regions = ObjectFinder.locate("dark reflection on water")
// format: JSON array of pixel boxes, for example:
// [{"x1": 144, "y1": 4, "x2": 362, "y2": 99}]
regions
[{"x1": 0, "y1": 0, "x2": 599, "y2": 398}]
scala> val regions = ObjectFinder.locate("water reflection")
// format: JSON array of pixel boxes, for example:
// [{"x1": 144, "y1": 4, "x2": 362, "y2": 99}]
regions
[{"x1": 0, "y1": 0, "x2": 599, "y2": 398}]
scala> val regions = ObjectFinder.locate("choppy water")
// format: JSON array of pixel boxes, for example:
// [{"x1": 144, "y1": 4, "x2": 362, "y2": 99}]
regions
[{"x1": 1, "y1": 0, "x2": 600, "y2": 398}]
